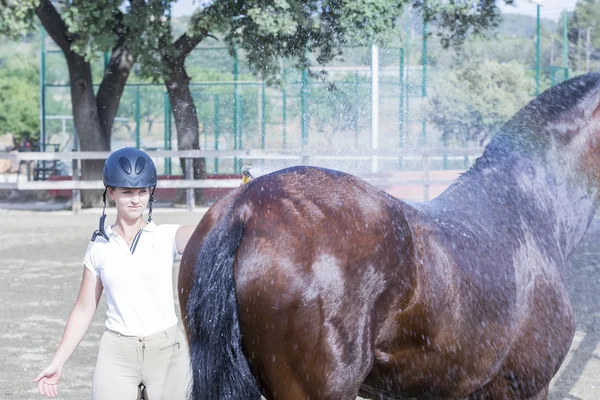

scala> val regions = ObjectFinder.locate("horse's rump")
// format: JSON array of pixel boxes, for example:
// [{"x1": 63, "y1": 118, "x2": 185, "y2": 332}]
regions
[{"x1": 180, "y1": 166, "x2": 419, "y2": 399}]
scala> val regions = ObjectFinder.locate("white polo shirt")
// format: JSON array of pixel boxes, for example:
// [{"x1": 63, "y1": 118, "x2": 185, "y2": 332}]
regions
[{"x1": 83, "y1": 221, "x2": 181, "y2": 336}]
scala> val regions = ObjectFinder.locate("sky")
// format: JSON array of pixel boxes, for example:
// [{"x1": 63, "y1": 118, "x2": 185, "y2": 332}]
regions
[
  {"x1": 171, "y1": 0, "x2": 579, "y2": 22},
  {"x1": 170, "y1": 0, "x2": 201, "y2": 17},
  {"x1": 498, "y1": 0, "x2": 578, "y2": 20}
]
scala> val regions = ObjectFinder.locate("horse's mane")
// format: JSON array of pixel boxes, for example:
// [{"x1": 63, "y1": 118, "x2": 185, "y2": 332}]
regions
[{"x1": 466, "y1": 72, "x2": 600, "y2": 176}]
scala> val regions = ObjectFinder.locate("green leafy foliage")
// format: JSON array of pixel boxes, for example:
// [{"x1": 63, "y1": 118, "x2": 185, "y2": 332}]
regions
[
  {"x1": 62, "y1": 0, "x2": 174, "y2": 80},
  {"x1": 204, "y1": 0, "x2": 513, "y2": 84},
  {"x1": 29, "y1": 0, "x2": 514, "y2": 85},
  {"x1": 0, "y1": 0, "x2": 38, "y2": 38},
  {"x1": 427, "y1": 60, "x2": 535, "y2": 144},
  {"x1": 568, "y1": 0, "x2": 600, "y2": 52},
  {"x1": 422, "y1": 0, "x2": 505, "y2": 48},
  {"x1": 0, "y1": 55, "x2": 40, "y2": 140}
]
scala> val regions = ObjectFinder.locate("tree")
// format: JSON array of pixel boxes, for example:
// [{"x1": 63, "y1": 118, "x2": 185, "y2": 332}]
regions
[
  {"x1": 427, "y1": 60, "x2": 536, "y2": 145},
  {"x1": 1, "y1": 0, "x2": 136, "y2": 205},
  {"x1": 0, "y1": 34, "x2": 40, "y2": 142},
  {"x1": 1, "y1": 0, "x2": 517, "y2": 202},
  {"x1": 566, "y1": 0, "x2": 600, "y2": 72},
  {"x1": 79, "y1": 0, "x2": 517, "y2": 171},
  {"x1": 0, "y1": 57, "x2": 40, "y2": 141}
]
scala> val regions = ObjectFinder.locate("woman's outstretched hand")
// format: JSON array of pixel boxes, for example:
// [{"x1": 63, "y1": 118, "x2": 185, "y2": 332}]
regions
[{"x1": 33, "y1": 362, "x2": 63, "y2": 398}]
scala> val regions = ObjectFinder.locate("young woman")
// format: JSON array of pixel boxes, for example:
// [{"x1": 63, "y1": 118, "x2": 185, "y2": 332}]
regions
[{"x1": 34, "y1": 147, "x2": 196, "y2": 399}]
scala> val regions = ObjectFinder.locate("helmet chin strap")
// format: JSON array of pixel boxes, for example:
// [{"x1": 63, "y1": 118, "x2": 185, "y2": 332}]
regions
[
  {"x1": 91, "y1": 188, "x2": 110, "y2": 242},
  {"x1": 147, "y1": 187, "x2": 156, "y2": 222}
]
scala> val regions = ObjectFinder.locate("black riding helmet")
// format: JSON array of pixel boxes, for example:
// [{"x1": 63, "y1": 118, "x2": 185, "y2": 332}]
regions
[
  {"x1": 92, "y1": 147, "x2": 157, "y2": 242},
  {"x1": 102, "y1": 147, "x2": 157, "y2": 188}
]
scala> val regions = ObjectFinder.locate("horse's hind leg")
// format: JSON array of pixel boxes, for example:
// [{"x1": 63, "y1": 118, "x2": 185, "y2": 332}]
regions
[
  {"x1": 236, "y1": 269, "x2": 376, "y2": 399},
  {"x1": 258, "y1": 363, "x2": 366, "y2": 400},
  {"x1": 239, "y1": 305, "x2": 374, "y2": 400}
]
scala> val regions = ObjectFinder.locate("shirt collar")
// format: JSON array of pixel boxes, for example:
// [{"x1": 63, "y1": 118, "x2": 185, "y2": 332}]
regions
[
  {"x1": 106, "y1": 224, "x2": 117, "y2": 239},
  {"x1": 143, "y1": 221, "x2": 157, "y2": 232},
  {"x1": 106, "y1": 220, "x2": 156, "y2": 238}
]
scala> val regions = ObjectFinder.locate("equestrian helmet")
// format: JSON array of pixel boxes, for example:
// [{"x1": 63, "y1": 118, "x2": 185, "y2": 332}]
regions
[{"x1": 102, "y1": 147, "x2": 157, "y2": 188}]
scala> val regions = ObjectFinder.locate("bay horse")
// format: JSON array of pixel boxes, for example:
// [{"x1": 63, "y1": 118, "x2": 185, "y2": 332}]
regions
[{"x1": 178, "y1": 72, "x2": 600, "y2": 399}]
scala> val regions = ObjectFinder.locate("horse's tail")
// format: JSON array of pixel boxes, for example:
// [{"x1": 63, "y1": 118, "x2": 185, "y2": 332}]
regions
[{"x1": 185, "y1": 213, "x2": 262, "y2": 400}]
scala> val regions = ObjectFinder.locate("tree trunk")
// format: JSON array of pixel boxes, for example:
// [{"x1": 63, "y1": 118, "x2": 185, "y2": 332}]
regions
[
  {"x1": 82, "y1": 46, "x2": 134, "y2": 206},
  {"x1": 65, "y1": 51, "x2": 108, "y2": 206},
  {"x1": 97, "y1": 46, "x2": 134, "y2": 139},
  {"x1": 164, "y1": 57, "x2": 206, "y2": 202}
]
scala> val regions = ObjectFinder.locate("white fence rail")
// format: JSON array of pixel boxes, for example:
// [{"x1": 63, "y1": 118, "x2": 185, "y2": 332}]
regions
[{"x1": 0, "y1": 148, "x2": 484, "y2": 212}]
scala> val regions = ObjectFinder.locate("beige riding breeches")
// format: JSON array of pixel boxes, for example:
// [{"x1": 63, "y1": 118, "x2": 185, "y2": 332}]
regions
[{"x1": 92, "y1": 324, "x2": 190, "y2": 400}]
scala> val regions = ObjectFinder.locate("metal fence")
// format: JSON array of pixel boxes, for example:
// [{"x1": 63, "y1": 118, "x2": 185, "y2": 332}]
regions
[{"x1": 1, "y1": 147, "x2": 485, "y2": 211}]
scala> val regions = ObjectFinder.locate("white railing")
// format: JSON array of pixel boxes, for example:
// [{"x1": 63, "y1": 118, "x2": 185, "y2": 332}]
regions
[{"x1": 0, "y1": 148, "x2": 484, "y2": 212}]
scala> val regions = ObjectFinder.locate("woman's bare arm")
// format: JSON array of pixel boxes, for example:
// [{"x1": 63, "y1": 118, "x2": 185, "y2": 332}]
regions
[
  {"x1": 175, "y1": 225, "x2": 197, "y2": 254},
  {"x1": 34, "y1": 268, "x2": 103, "y2": 398},
  {"x1": 51, "y1": 268, "x2": 103, "y2": 364}
]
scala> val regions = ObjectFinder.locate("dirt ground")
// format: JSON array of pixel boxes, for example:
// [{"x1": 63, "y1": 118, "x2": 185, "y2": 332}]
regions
[{"x1": 0, "y1": 208, "x2": 598, "y2": 400}]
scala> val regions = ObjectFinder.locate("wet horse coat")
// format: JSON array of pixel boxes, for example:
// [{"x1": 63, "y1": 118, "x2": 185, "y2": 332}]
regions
[{"x1": 179, "y1": 73, "x2": 600, "y2": 399}]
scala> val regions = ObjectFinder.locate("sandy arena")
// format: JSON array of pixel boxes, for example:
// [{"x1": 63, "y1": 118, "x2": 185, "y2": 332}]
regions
[{"x1": 0, "y1": 208, "x2": 598, "y2": 399}]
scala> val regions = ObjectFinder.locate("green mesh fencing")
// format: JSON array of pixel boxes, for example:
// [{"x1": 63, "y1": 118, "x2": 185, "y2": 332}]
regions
[{"x1": 40, "y1": 9, "x2": 585, "y2": 176}]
